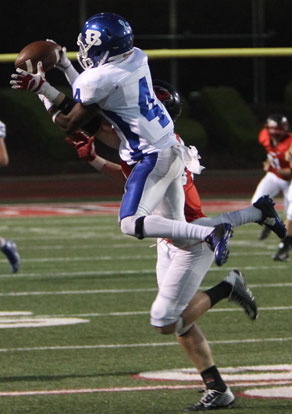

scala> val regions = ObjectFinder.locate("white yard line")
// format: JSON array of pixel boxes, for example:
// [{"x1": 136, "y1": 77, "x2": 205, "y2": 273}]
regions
[
  {"x1": 0, "y1": 284, "x2": 291, "y2": 297},
  {"x1": 35, "y1": 305, "x2": 292, "y2": 317},
  {"x1": 0, "y1": 255, "x2": 158, "y2": 263},
  {"x1": 23, "y1": 243, "x2": 149, "y2": 250},
  {"x1": 0, "y1": 265, "x2": 288, "y2": 279},
  {"x1": 0, "y1": 384, "x2": 204, "y2": 396},
  {"x1": 0, "y1": 336, "x2": 291, "y2": 353},
  {"x1": 0, "y1": 250, "x2": 279, "y2": 264}
]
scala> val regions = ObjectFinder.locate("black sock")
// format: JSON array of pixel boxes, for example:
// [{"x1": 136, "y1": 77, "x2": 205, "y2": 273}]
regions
[
  {"x1": 285, "y1": 235, "x2": 292, "y2": 247},
  {"x1": 201, "y1": 365, "x2": 227, "y2": 392},
  {"x1": 204, "y1": 281, "x2": 232, "y2": 307}
]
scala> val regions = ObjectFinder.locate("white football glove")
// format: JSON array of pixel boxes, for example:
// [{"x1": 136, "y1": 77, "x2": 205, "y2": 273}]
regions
[
  {"x1": 55, "y1": 46, "x2": 72, "y2": 71},
  {"x1": 46, "y1": 39, "x2": 71, "y2": 70},
  {"x1": 46, "y1": 39, "x2": 79, "y2": 85},
  {"x1": 10, "y1": 61, "x2": 46, "y2": 92},
  {"x1": 10, "y1": 61, "x2": 61, "y2": 102}
]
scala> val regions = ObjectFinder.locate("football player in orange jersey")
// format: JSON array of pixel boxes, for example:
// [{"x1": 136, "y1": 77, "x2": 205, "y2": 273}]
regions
[
  {"x1": 66, "y1": 81, "x2": 286, "y2": 411},
  {"x1": 251, "y1": 114, "x2": 292, "y2": 242},
  {"x1": 273, "y1": 142, "x2": 292, "y2": 260}
]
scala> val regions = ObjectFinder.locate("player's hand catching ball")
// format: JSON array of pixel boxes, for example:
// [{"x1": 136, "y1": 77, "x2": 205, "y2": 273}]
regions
[
  {"x1": 10, "y1": 61, "x2": 46, "y2": 92},
  {"x1": 56, "y1": 46, "x2": 72, "y2": 71}
]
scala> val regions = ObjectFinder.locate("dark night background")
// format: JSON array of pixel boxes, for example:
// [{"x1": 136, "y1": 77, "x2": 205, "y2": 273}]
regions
[
  {"x1": 2, "y1": 0, "x2": 292, "y2": 102},
  {"x1": 1, "y1": 0, "x2": 292, "y2": 175}
]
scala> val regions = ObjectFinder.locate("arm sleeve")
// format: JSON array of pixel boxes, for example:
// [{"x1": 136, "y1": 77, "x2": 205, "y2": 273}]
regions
[
  {"x1": 258, "y1": 129, "x2": 269, "y2": 147},
  {"x1": 0, "y1": 121, "x2": 6, "y2": 139}
]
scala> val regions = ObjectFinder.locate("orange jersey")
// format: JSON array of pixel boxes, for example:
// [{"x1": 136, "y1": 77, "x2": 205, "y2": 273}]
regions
[
  {"x1": 259, "y1": 128, "x2": 292, "y2": 180},
  {"x1": 182, "y1": 169, "x2": 206, "y2": 222}
]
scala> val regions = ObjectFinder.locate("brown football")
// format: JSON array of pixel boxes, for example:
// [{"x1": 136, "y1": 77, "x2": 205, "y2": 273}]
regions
[{"x1": 14, "y1": 40, "x2": 62, "y2": 73}]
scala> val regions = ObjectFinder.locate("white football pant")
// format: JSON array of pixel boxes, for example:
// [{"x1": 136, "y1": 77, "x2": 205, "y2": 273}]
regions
[{"x1": 251, "y1": 171, "x2": 290, "y2": 213}]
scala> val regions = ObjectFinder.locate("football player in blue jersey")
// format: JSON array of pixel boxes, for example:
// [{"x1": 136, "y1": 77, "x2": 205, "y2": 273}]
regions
[
  {"x1": 0, "y1": 121, "x2": 21, "y2": 273},
  {"x1": 10, "y1": 12, "x2": 237, "y2": 267}
]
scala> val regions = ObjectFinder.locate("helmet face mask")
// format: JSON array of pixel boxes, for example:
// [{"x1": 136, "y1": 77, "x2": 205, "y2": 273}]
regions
[
  {"x1": 153, "y1": 79, "x2": 182, "y2": 122},
  {"x1": 77, "y1": 12, "x2": 134, "y2": 69},
  {"x1": 265, "y1": 113, "x2": 289, "y2": 142}
]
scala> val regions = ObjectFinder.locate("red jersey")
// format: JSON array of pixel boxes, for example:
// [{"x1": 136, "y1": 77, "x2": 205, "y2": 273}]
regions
[
  {"x1": 182, "y1": 169, "x2": 206, "y2": 222},
  {"x1": 259, "y1": 128, "x2": 292, "y2": 181}
]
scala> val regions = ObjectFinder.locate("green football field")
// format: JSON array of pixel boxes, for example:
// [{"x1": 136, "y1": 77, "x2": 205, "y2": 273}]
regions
[{"x1": 0, "y1": 211, "x2": 291, "y2": 414}]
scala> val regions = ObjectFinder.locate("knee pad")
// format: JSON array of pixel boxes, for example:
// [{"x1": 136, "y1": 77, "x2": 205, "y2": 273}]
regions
[
  {"x1": 120, "y1": 215, "x2": 146, "y2": 239},
  {"x1": 150, "y1": 295, "x2": 177, "y2": 328},
  {"x1": 120, "y1": 216, "x2": 136, "y2": 236}
]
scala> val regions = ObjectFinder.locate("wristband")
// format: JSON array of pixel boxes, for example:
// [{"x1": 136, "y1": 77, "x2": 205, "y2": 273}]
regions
[
  {"x1": 89, "y1": 156, "x2": 107, "y2": 171},
  {"x1": 52, "y1": 110, "x2": 62, "y2": 123},
  {"x1": 58, "y1": 96, "x2": 76, "y2": 114},
  {"x1": 38, "y1": 94, "x2": 53, "y2": 111},
  {"x1": 38, "y1": 82, "x2": 61, "y2": 103}
]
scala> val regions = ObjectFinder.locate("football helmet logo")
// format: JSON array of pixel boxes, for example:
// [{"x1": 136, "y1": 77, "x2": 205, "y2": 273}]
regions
[
  {"x1": 77, "y1": 12, "x2": 134, "y2": 69},
  {"x1": 84, "y1": 29, "x2": 102, "y2": 46}
]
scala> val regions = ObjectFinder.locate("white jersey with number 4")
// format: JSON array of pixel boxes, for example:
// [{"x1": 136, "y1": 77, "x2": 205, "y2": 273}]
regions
[{"x1": 72, "y1": 47, "x2": 177, "y2": 164}]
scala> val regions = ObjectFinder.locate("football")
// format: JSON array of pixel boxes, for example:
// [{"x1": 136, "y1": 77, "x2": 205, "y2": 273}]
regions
[{"x1": 14, "y1": 40, "x2": 62, "y2": 73}]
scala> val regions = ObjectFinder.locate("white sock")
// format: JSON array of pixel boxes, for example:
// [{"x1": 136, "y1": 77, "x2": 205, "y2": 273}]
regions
[
  {"x1": 194, "y1": 206, "x2": 262, "y2": 228},
  {"x1": 143, "y1": 215, "x2": 214, "y2": 240}
]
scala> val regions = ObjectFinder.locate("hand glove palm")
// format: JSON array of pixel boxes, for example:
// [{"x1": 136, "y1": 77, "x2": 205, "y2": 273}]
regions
[
  {"x1": 65, "y1": 132, "x2": 96, "y2": 162},
  {"x1": 46, "y1": 39, "x2": 71, "y2": 71},
  {"x1": 10, "y1": 61, "x2": 45, "y2": 92}
]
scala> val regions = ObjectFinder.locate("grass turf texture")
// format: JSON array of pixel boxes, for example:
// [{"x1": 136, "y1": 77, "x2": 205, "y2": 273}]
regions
[{"x1": 0, "y1": 213, "x2": 290, "y2": 413}]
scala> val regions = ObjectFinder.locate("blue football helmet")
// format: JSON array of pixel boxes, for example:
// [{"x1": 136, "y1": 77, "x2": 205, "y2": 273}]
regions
[{"x1": 77, "y1": 12, "x2": 134, "y2": 69}]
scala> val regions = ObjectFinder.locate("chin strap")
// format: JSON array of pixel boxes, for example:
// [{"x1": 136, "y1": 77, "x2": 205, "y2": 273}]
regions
[{"x1": 98, "y1": 51, "x2": 110, "y2": 67}]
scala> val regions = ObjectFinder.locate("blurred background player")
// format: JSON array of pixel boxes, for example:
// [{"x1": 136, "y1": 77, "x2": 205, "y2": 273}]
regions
[
  {"x1": 66, "y1": 80, "x2": 285, "y2": 411},
  {"x1": 0, "y1": 120, "x2": 20, "y2": 273},
  {"x1": 273, "y1": 142, "x2": 292, "y2": 260},
  {"x1": 251, "y1": 113, "x2": 292, "y2": 242}
]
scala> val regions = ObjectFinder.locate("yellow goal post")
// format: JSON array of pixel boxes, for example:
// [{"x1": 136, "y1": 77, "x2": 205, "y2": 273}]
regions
[{"x1": 2, "y1": 47, "x2": 292, "y2": 63}]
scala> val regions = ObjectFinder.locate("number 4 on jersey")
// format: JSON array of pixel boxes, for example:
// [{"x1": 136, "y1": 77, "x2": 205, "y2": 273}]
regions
[{"x1": 138, "y1": 77, "x2": 170, "y2": 128}]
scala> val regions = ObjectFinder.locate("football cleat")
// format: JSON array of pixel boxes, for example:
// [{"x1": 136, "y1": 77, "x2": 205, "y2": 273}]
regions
[
  {"x1": 253, "y1": 195, "x2": 286, "y2": 239},
  {"x1": 258, "y1": 225, "x2": 271, "y2": 240},
  {"x1": 184, "y1": 387, "x2": 235, "y2": 411},
  {"x1": 272, "y1": 237, "x2": 292, "y2": 261},
  {"x1": 272, "y1": 246, "x2": 289, "y2": 261},
  {"x1": 1, "y1": 240, "x2": 20, "y2": 273},
  {"x1": 224, "y1": 270, "x2": 257, "y2": 320},
  {"x1": 205, "y1": 223, "x2": 233, "y2": 267}
]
